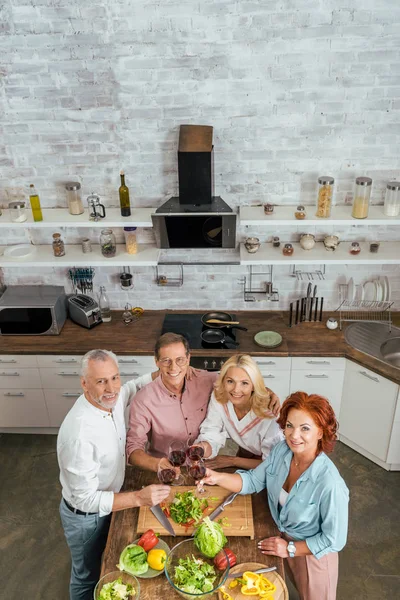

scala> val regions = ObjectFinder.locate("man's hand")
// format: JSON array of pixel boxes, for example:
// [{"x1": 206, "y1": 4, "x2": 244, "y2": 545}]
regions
[
  {"x1": 257, "y1": 536, "x2": 288, "y2": 558},
  {"x1": 186, "y1": 366, "x2": 202, "y2": 380},
  {"x1": 135, "y1": 484, "x2": 170, "y2": 507},
  {"x1": 205, "y1": 455, "x2": 234, "y2": 469},
  {"x1": 158, "y1": 456, "x2": 182, "y2": 480},
  {"x1": 265, "y1": 388, "x2": 280, "y2": 418}
]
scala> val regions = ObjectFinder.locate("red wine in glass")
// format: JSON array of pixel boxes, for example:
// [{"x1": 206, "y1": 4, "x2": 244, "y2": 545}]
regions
[
  {"x1": 158, "y1": 468, "x2": 176, "y2": 484},
  {"x1": 188, "y1": 463, "x2": 206, "y2": 481},
  {"x1": 169, "y1": 450, "x2": 186, "y2": 467},
  {"x1": 186, "y1": 445, "x2": 205, "y2": 461}
]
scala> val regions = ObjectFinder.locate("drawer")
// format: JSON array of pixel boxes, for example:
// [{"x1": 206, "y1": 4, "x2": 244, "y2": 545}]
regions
[
  {"x1": 0, "y1": 368, "x2": 42, "y2": 389},
  {"x1": 0, "y1": 389, "x2": 49, "y2": 427},
  {"x1": 291, "y1": 357, "x2": 345, "y2": 371},
  {"x1": 44, "y1": 389, "x2": 81, "y2": 427},
  {"x1": 40, "y1": 368, "x2": 81, "y2": 389},
  {"x1": 120, "y1": 367, "x2": 152, "y2": 385},
  {"x1": 252, "y1": 357, "x2": 291, "y2": 370},
  {"x1": 261, "y1": 370, "x2": 291, "y2": 404},
  {"x1": 37, "y1": 355, "x2": 81, "y2": 368},
  {"x1": 117, "y1": 355, "x2": 155, "y2": 368},
  {"x1": 0, "y1": 355, "x2": 38, "y2": 367},
  {"x1": 290, "y1": 370, "x2": 345, "y2": 418}
]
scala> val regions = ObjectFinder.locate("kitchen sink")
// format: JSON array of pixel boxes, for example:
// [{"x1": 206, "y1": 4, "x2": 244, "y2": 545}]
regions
[{"x1": 344, "y1": 322, "x2": 400, "y2": 369}]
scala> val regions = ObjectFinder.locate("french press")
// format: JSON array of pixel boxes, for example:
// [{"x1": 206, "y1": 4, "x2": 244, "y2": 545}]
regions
[{"x1": 87, "y1": 192, "x2": 106, "y2": 221}]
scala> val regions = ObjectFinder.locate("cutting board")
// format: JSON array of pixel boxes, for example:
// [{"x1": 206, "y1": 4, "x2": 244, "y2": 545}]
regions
[
  {"x1": 218, "y1": 562, "x2": 288, "y2": 600},
  {"x1": 137, "y1": 486, "x2": 255, "y2": 538}
]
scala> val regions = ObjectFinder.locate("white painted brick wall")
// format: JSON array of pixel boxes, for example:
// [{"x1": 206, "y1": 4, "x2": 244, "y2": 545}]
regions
[{"x1": 0, "y1": 0, "x2": 399, "y2": 310}]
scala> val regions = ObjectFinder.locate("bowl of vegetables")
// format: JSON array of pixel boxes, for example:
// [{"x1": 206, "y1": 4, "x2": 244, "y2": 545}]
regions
[
  {"x1": 164, "y1": 538, "x2": 230, "y2": 599},
  {"x1": 118, "y1": 530, "x2": 170, "y2": 579},
  {"x1": 94, "y1": 571, "x2": 140, "y2": 600}
]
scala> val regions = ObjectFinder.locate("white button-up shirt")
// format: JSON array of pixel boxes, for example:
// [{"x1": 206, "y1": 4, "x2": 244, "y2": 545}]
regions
[{"x1": 57, "y1": 373, "x2": 152, "y2": 517}]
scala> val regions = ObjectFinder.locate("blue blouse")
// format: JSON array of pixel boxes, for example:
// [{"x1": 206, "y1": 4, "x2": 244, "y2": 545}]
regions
[{"x1": 238, "y1": 440, "x2": 349, "y2": 559}]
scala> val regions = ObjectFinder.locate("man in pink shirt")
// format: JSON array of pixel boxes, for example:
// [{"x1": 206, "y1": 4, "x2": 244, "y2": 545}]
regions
[{"x1": 127, "y1": 333, "x2": 218, "y2": 472}]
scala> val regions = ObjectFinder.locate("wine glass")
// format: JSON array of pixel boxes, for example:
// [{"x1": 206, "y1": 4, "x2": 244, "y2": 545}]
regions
[
  {"x1": 168, "y1": 441, "x2": 186, "y2": 485},
  {"x1": 157, "y1": 460, "x2": 176, "y2": 485},
  {"x1": 186, "y1": 438, "x2": 205, "y2": 462},
  {"x1": 187, "y1": 458, "x2": 208, "y2": 497}
]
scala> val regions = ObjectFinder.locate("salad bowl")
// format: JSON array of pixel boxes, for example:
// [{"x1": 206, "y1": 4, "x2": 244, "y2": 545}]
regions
[
  {"x1": 94, "y1": 570, "x2": 140, "y2": 600},
  {"x1": 164, "y1": 538, "x2": 230, "y2": 599}
]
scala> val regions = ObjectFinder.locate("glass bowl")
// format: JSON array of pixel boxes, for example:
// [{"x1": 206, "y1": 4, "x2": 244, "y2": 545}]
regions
[
  {"x1": 94, "y1": 570, "x2": 140, "y2": 600},
  {"x1": 164, "y1": 538, "x2": 230, "y2": 599}
]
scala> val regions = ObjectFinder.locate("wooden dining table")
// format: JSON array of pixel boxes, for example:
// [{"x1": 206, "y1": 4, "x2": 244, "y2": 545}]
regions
[{"x1": 100, "y1": 467, "x2": 285, "y2": 599}]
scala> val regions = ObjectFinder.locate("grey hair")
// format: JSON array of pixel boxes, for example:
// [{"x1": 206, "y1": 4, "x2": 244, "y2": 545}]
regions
[{"x1": 80, "y1": 349, "x2": 119, "y2": 377}]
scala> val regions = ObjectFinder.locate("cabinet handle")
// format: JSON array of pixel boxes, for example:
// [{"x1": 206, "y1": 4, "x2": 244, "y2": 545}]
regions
[
  {"x1": 359, "y1": 370, "x2": 379, "y2": 383},
  {"x1": 0, "y1": 372, "x2": 20, "y2": 376},
  {"x1": 57, "y1": 372, "x2": 80, "y2": 376},
  {"x1": 4, "y1": 392, "x2": 25, "y2": 397},
  {"x1": 120, "y1": 372, "x2": 140, "y2": 377},
  {"x1": 0, "y1": 359, "x2": 17, "y2": 363},
  {"x1": 119, "y1": 359, "x2": 138, "y2": 364},
  {"x1": 305, "y1": 374, "x2": 329, "y2": 379},
  {"x1": 257, "y1": 361, "x2": 276, "y2": 365},
  {"x1": 55, "y1": 359, "x2": 78, "y2": 363},
  {"x1": 262, "y1": 374, "x2": 276, "y2": 379},
  {"x1": 62, "y1": 392, "x2": 81, "y2": 397},
  {"x1": 306, "y1": 360, "x2": 330, "y2": 365}
]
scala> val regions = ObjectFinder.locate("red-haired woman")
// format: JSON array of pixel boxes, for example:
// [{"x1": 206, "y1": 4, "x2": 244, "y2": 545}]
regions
[{"x1": 201, "y1": 392, "x2": 349, "y2": 600}]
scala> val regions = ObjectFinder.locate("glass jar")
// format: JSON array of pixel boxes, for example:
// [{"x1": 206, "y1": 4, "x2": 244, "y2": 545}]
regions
[
  {"x1": 100, "y1": 228, "x2": 117, "y2": 258},
  {"x1": 263, "y1": 203, "x2": 274, "y2": 215},
  {"x1": 9, "y1": 201, "x2": 27, "y2": 223},
  {"x1": 65, "y1": 182, "x2": 84, "y2": 215},
  {"x1": 349, "y1": 241, "x2": 361, "y2": 255},
  {"x1": 316, "y1": 176, "x2": 334, "y2": 218},
  {"x1": 81, "y1": 238, "x2": 92, "y2": 254},
  {"x1": 383, "y1": 181, "x2": 400, "y2": 216},
  {"x1": 124, "y1": 227, "x2": 137, "y2": 254},
  {"x1": 369, "y1": 242, "x2": 380, "y2": 253},
  {"x1": 352, "y1": 177, "x2": 372, "y2": 219},
  {"x1": 272, "y1": 236, "x2": 280, "y2": 247},
  {"x1": 52, "y1": 233, "x2": 65, "y2": 257},
  {"x1": 295, "y1": 205, "x2": 306, "y2": 220},
  {"x1": 283, "y1": 243, "x2": 294, "y2": 256}
]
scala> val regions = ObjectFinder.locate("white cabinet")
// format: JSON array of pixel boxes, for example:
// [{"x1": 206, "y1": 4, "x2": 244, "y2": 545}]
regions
[
  {"x1": 340, "y1": 360, "x2": 398, "y2": 463},
  {"x1": 252, "y1": 357, "x2": 291, "y2": 404},
  {"x1": 43, "y1": 389, "x2": 81, "y2": 427}
]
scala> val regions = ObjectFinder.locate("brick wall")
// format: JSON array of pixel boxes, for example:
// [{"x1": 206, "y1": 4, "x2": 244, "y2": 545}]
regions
[{"x1": 1, "y1": 0, "x2": 399, "y2": 310}]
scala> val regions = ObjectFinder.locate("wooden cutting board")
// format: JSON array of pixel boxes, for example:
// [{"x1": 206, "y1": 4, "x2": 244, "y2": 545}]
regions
[
  {"x1": 218, "y1": 562, "x2": 288, "y2": 600},
  {"x1": 137, "y1": 486, "x2": 254, "y2": 538}
]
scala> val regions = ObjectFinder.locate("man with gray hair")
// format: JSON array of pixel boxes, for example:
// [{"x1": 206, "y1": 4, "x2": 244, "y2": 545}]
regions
[{"x1": 57, "y1": 349, "x2": 170, "y2": 600}]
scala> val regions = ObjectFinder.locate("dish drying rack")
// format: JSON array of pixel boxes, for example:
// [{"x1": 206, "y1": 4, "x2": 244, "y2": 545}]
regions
[
  {"x1": 336, "y1": 283, "x2": 393, "y2": 331},
  {"x1": 241, "y1": 265, "x2": 279, "y2": 302}
]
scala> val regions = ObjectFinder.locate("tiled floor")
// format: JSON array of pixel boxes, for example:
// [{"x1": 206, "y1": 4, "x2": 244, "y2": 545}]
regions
[{"x1": 0, "y1": 434, "x2": 399, "y2": 599}]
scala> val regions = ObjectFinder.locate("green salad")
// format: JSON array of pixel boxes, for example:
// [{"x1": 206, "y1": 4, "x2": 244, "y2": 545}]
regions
[
  {"x1": 169, "y1": 491, "x2": 207, "y2": 525},
  {"x1": 98, "y1": 577, "x2": 135, "y2": 600},
  {"x1": 118, "y1": 544, "x2": 148, "y2": 575},
  {"x1": 173, "y1": 555, "x2": 217, "y2": 594}
]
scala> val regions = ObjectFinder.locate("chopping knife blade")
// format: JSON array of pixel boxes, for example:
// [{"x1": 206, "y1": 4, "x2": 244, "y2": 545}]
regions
[
  {"x1": 150, "y1": 504, "x2": 176, "y2": 536},
  {"x1": 208, "y1": 492, "x2": 238, "y2": 521},
  {"x1": 228, "y1": 566, "x2": 277, "y2": 578}
]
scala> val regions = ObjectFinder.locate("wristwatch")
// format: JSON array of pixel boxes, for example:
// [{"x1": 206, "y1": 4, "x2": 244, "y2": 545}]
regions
[{"x1": 287, "y1": 541, "x2": 296, "y2": 558}]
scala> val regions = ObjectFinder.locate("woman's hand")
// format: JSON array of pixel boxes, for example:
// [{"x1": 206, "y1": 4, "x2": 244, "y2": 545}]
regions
[
  {"x1": 186, "y1": 366, "x2": 202, "y2": 380},
  {"x1": 258, "y1": 536, "x2": 289, "y2": 558},
  {"x1": 265, "y1": 388, "x2": 280, "y2": 418},
  {"x1": 199, "y1": 467, "x2": 221, "y2": 486},
  {"x1": 205, "y1": 455, "x2": 234, "y2": 469},
  {"x1": 158, "y1": 456, "x2": 181, "y2": 479}
]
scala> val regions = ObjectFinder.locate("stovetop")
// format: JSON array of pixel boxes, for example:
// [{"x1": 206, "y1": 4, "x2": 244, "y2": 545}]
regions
[
  {"x1": 161, "y1": 313, "x2": 237, "y2": 350},
  {"x1": 155, "y1": 196, "x2": 233, "y2": 214}
]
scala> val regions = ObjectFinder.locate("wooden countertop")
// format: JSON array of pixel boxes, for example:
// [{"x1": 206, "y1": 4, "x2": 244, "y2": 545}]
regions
[
  {"x1": 1, "y1": 310, "x2": 399, "y2": 384},
  {"x1": 100, "y1": 468, "x2": 284, "y2": 599}
]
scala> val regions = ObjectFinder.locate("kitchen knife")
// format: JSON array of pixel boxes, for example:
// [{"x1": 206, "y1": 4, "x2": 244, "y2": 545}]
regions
[
  {"x1": 227, "y1": 566, "x2": 277, "y2": 579},
  {"x1": 288, "y1": 302, "x2": 293, "y2": 327},
  {"x1": 295, "y1": 299, "x2": 300, "y2": 325},
  {"x1": 150, "y1": 504, "x2": 176, "y2": 536},
  {"x1": 208, "y1": 492, "x2": 238, "y2": 522},
  {"x1": 305, "y1": 282, "x2": 312, "y2": 319}
]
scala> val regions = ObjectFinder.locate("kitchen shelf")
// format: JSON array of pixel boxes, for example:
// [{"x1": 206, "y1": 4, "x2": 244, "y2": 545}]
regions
[
  {"x1": 0, "y1": 208, "x2": 156, "y2": 228},
  {"x1": 240, "y1": 242, "x2": 400, "y2": 265},
  {"x1": 240, "y1": 205, "x2": 400, "y2": 226},
  {"x1": 0, "y1": 244, "x2": 160, "y2": 267}
]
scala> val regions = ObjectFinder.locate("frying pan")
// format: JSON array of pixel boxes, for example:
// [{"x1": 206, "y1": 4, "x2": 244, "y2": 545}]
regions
[
  {"x1": 201, "y1": 329, "x2": 239, "y2": 349},
  {"x1": 201, "y1": 311, "x2": 248, "y2": 332}
]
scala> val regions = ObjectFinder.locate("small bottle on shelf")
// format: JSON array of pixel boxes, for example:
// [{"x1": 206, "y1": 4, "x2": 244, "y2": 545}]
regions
[
  {"x1": 52, "y1": 233, "x2": 65, "y2": 257},
  {"x1": 29, "y1": 184, "x2": 43, "y2": 222},
  {"x1": 119, "y1": 170, "x2": 131, "y2": 217},
  {"x1": 349, "y1": 242, "x2": 361, "y2": 255},
  {"x1": 99, "y1": 286, "x2": 112, "y2": 322},
  {"x1": 283, "y1": 243, "x2": 294, "y2": 256},
  {"x1": 294, "y1": 205, "x2": 306, "y2": 220}
]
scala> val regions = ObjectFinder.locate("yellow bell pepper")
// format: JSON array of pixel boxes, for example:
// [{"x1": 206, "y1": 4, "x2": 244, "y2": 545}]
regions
[
  {"x1": 228, "y1": 579, "x2": 239, "y2": 589},
  {"x1": 147, "y1": 548, "x2": 166, "y2": 570},
  {"x1": 220, "y1": 585, "x2": 234, "y2": 600},
  {"x1": 241, "y1": 572, "x2": 261, "y2": 595},
  {"x1": 258, "y1": 575, "x2": 276, "y2": 594}
]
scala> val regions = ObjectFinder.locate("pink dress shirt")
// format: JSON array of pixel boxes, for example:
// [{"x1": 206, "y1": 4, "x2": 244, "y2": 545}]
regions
[{"x1": 126, "y1": 370, "x2": 218, "y2": 460}]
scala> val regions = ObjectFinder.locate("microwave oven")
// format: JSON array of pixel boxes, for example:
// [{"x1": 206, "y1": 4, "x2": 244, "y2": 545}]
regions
[{"x1": 0, "y1": 285, "x2": 67, "y2": 335}]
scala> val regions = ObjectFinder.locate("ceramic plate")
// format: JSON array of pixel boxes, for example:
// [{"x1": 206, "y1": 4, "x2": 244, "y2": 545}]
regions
[
  {"x1": 375, "y1": 280, "x2": 384, "y2": 302},
  {"x1": 3, "y1": 244, "x2": 36, "y2": 259},
  {"x1": 120, "y1": 538, "x2": 170, "y2": 579},
  {"x1": 254, "y1": 331, "x2": 283, "y2": 348},
  {"x1": 382, "y1": 275, "x2": 391, "y2": 302},
  {"x1": 363, "y1": 281, "x2": 376, "y2": 302},
  {"x1": 347, "y1": 277, "x2": 355, "y2": 302}
]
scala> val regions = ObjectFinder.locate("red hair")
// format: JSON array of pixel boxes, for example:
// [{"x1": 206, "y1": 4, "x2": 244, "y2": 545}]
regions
[{"x1": 277, "y1": 391, "x2": 338, "y2": 455}]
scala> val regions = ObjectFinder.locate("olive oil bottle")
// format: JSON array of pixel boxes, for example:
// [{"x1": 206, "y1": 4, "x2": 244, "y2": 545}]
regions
[
  {"x1": 119, "y1": 170, "x2": 131, "y2": 217},
  {"x1": 29, "y1": 184, "x2": 43, "y2": 222}
]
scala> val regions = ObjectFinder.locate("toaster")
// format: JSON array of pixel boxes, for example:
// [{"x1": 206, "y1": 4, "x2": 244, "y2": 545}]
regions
[{"x1": 68, "y1": 294, "x2": 102, "y2": 329}]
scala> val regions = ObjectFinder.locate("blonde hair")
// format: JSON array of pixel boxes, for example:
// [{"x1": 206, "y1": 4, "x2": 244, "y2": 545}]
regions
[{"x1": 214, "y1": 354, "x2": 273, "y2": 419}]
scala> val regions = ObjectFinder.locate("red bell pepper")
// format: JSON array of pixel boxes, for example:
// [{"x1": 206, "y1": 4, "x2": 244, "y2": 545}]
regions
[
  {"x1": 137, "y1": 529, "x2": 159, "y2": 552},
  {"x1": 213, "y1": 548, "x2": 237, "y2": 571}
]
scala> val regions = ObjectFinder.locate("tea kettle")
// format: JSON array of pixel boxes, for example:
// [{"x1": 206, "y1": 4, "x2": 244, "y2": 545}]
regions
[{"x1": 87, "y1": 192, "x2": 106, "y2": 222}]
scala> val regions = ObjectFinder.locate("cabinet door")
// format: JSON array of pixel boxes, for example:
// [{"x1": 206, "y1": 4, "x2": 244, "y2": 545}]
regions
[
  {"x1": 37, "y1": 355, "x2": 81, "y2": 368},
  {"x1": 0, "y1": 368, "x2": 42, "y2": 389},
  {"x1": 43, "y1": 389, "x2": 81, "y2": 427},
  {"x1": 0, "y1": 389, "x2": 49, "y2": 427},
  {"x1": 260, "y1": 371, "x2": 291, "y2": 404},
  {"x1": 340, "y1": 361, "x2": 398, "y2": 462},
  {"x1": 39, "y1": 368, "x2": 81, "y2": 388},
  {"x1": 290, "y1": 370, "x2": 344, "y2": 418}
]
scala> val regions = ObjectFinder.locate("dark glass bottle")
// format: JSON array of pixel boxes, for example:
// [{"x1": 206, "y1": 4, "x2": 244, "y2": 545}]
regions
[{"x1": 119, "y1": 171, "x2": 131, "y2": 217}]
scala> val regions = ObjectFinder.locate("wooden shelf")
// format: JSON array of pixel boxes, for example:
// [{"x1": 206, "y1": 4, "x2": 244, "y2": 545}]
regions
[
  {"x1": 240, "y1": 205, "x2": 400, "y2": 226},
  {"x1": 240, "y1": 242, "x2": 400, "y2": 265},
  {"x1": 0, "y1": 208, "x2": 155, "y2": 228},
  {"x1": 0, "y1": 244, "x2": 160, "y2": 267}
]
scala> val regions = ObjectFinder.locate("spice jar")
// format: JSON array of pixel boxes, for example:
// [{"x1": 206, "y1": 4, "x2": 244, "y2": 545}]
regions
[
  {"x1": 272, "y1": 236, "x2": 280, "y2": 248},
  {"x1": 9, "y1": 201, "x2": 27, "y2": 223},
  {"x1": 263, "y1": 203, "x2": 274, "y2": 215},
  {"x1": 349, "y1": 241, "x2": 361, "y2": 255},
  {"x1": 124, "y1": 227, "x2": 137, "y2": 254},
  {"x1": 295, "y1": 205, "x2": 306, "y2": 220},
  {"x1": 283, "y1": 243, "x2": 294, "y2": 256},
  {"x1": 369, "y1": 242, "x2": 380, "y2": 253},
  {"x1": 316, "y1": 176, "x2": 334, "y2": 218},
  {"x1": 52, "y1": 233, "x2": 65, "y2": 257},
  {"x1": 244, "y1": 237, "x2": 261, "y2": 253},
  {"x1": 100, "y1": 228, "x2": 117, "y2": 258},
  {"x1": 65, "y1": 182, "x2": 84, "y2": 215},
  {"x1": 352, "y1": 177, "x2": 372, "y2": 219},
  {"x1": 81, "y1": 238, "x2": 92, "y2": 254},
  {"x1": 383, "y1": 181, "x2": 400, "y2": 216}
]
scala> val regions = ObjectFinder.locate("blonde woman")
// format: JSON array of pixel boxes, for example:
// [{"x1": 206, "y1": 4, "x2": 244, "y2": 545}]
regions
[{"x1": 195, "y1": 354, "x2": 283, "y2": 470}]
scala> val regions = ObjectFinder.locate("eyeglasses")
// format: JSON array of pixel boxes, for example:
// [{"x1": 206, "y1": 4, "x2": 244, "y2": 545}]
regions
[{"x1": 158, "y1": 356, "x2": 188, "y2": 368}]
